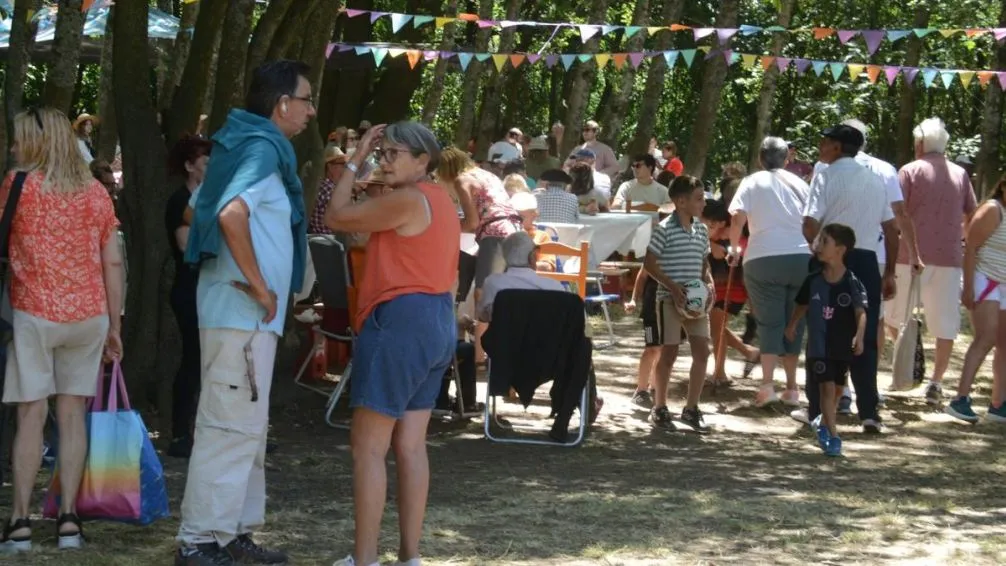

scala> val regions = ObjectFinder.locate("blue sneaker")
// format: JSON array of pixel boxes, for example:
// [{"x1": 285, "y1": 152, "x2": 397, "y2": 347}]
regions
[
  {"x1": 815, "y1": 419, "x2": 830, "y2": 451},
  {"x1": 988, "y1": 403, "x2": 1006, "y2": 423},
  {"x1": 825, "y1": 436, "x2": 842, "y2": 457},
  {"x1": 946, "y1": 396, "x2": 979, "y2": 424}
]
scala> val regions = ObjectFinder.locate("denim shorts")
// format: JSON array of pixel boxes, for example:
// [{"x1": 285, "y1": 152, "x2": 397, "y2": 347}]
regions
[{"x1": 350, "y1": 293, "x2": 456, "y2": 419}]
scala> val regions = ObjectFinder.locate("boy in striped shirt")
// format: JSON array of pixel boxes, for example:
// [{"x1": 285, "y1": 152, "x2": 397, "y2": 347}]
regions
[{"x1": 643, "y1": 176, "x2": 715, "y2": 431}]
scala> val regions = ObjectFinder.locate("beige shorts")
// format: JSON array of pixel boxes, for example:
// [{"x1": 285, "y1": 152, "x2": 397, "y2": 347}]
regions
[
  {"x1": 885, "y1": 264, "x2": 963, "y2": 340},
  {"x1": 3, "y1": 310, "x2": 109, "y2": 404},
  {"x1": 656, "y1": 299, "x2": 710, "y2": 346}
]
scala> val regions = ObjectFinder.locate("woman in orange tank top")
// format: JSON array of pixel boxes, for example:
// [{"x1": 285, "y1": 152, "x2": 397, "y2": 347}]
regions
[{"x1": 324, "y1": 121, "x2": 459, "y2": 566}]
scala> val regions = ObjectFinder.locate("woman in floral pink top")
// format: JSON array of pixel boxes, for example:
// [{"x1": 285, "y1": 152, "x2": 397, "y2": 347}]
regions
[{"x1": 438, "y1": 146, "x2": 520, "y2": 290}]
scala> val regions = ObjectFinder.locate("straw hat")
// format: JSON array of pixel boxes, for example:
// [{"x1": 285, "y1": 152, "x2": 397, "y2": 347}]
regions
[
  {"x1": 324, "y1": 145, "x2": 348, "y2": 164},
  {"x1": 73, "y1": 113, "x2": 98, "y2": 129}
]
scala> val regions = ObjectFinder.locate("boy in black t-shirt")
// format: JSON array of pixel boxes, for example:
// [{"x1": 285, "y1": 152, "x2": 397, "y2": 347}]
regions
[{"x1": 786, "y1": 224, "x2": 867, "y2": 457}]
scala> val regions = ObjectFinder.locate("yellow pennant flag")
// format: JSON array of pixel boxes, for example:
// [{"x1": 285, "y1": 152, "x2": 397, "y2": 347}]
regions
[
  {"x1": 595, "y1": 54, "x2": 611, "y2": 68},
  {"x1": 959, "y1": 71, "x2": 976, "y2": 88},
  {"x1": 938, "y1": 29, "x2": 961, "y2": 39},
  {"x1": 741, "y1": 54, "x2": 757, "y2": 68},
  {"x1": 865, "y1": 65, "x2": 882, "y2": 84},
  {"x1": 847, "y1": 64, "x2": 865, "y2": 80},
  {"x1": 387, "y1": 48, "x2": 407, "y2": 58},
  {"x1": 647, "y1": 26, "x2": 665, "y2": 36},
  {"x1": 491, "y1": 54, "x2": 507, "y2": 72},
  {"x1": 435, "y1": 17, "x2": 453, "y2": 29},
  {"x1": 406, "y1": 50, "x2": 421, "y2": 69},
  {"x1": 611, "y1": 54, "x2": 628, "y2": 69},
  {"x1": 509, "y1": 54, "x2": 525, "y2": 68},
  {"x1": 697, "y1": 46, "x2": 711, "y2": 54}
]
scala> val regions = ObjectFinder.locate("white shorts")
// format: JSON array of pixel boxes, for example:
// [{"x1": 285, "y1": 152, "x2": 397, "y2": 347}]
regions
[
  {"x1": 885, "y1": 264, "x2": 962, "y2": 340},
  {"x1": 973, "y1": 270, "x2": 1006, "y2": 310}
]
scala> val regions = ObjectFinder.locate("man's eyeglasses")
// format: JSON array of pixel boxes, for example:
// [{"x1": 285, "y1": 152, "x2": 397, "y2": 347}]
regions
[
  {"x1": 27, "y1": 107, "x2": 43, "y2": 131},
  {"x1": 582, "y1": 127, "x2": 597, "y2": 132},
  {"x1": 290, "y1": 95, "x2": 315, "y2": 108}
]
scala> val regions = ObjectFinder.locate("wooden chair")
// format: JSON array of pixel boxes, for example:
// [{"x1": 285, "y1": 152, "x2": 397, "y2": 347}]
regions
[
  {"x1": 537, "y1": 241, "x2": 589, "y2": 298},
  {"x1": 626, "y1": 201, "x2": 660, "y2": 213}
]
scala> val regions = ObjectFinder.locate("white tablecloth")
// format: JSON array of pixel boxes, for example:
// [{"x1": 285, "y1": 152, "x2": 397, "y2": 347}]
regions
[{"x1": 540, "y1": 212, "x2": 652, "y2": 270}]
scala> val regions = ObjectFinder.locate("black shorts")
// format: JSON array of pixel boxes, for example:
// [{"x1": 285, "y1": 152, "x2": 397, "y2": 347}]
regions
[
  {"x1": 807, "y1": 358, "x2": 849, "y2": 386},
  {"x1": 642, "y1": 318, "x2": 661, "y2": 347}
]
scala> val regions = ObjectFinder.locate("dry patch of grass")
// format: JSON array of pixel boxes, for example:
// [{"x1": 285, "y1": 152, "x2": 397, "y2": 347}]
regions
[{"x1": 4, "y1": 310, "x2": 1006, "y2": 565}]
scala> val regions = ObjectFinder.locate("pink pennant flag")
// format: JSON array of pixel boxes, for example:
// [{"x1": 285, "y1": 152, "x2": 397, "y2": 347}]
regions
[
  {"x1": 693, "y1": 28, "x2": 715, "y2": 41},
  {"x1": 836, "y1": 30, "x2": 859, "y2": 44},
  {"x1": 995, "y1": 28, "x2": 1006, "y2": 42},
  {"x1": 861, "y1": 30, "x2": 885, "y2": 54},
  {"x1": 325, "y1": 43, "x2": 335, "y2": 59},
  {"x1": 423, "y1": 50, "x2": 439, "y2": 61},
  {"x1": 526, "y1": 54, "x2": 541, "y2": 65},
  {"x1": 999, "y1": 72, "x2": 1006, "y2": 90},
  {"x1": 628, "y1": 53, "x2": 646, "y2": 68},
  {"x1": 476, "y1": 20, "x2": 496, "y2": 28},
  {"x1": 337, "y1": 44, "x2": 354, "y2": 52},
  {"x1": 775, "y1": 57, "x2": 791, "y2": 72},
  {"x1": 369, "y1": 11, "x2": 387, "y2": 23},
  {"x1": 883, "y1": 66, "x2": 900, "y2": 86},
  {"x1": 716, "y1": 28, "x2": 738, "y2": 44},
  {"x1": 721, "y1": 50, "x2": 733, "y2": 63},
  {"x1": 345, "y1": 9, "x2": 365, "y2": 18},
  {"x1": 793, "y1": 59, "x2": 811, "y2": 75}
]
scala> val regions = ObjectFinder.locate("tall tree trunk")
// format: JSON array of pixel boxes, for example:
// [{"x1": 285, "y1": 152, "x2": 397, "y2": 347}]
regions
[
  {"x1": 559, "y1": 0, "x2": 610, "y2": 158},
  {"x1": 453, "y1": 0, "x2": 495, "y2": 147},
  {"x1": 113, "y1": 0, "x2": 175, "y2": 401},
  {"x1": 293, "y1": 1, "x2": 341, "y2": 212},
  {"x1": 208, "y1": 0, "x2": 256, "y2": 134},
  {"x1": 266, "y1": 0, "x2": 322, "y2": 63},
  {"x1": 328, "y1": 0, "x2": 376, "y2": 132},
  {"x1": 97, "y1": 11, "x2": 118, "y2": 161},
  {"x1": 895, "y1": 6, "x2": 930, "y2": 168},
  {"x1": 747, "y1": 0, "x2": 796, "y2": 172},
  {"x1": 245, "y1": 0, "x2": 296, "y2": 86},
  {"x1": 473, "y1": 0, "x2": 525, "y2": 159},
  {"x1": 167, "y1": 0, "x2": 229, "y2": 144},
  {"x1": 42, "y1": 0, "x2": 86, "y2": 115},
  {"x1": 599, "y1": 0, "x2": 650, "y2": 147},
  {"x1": 975, "y1": 0, "x2": 1006, "y2": 198},
  {"x1": 158, "y1": 0, "x2": 200, "y2": 113},
  {"x1": 421, "y1": 0, "x2": 461, "y2": 126},
  {"x1": 681, "y1": 0, "x2": 740, "y2": 179},
  {"x1": 4, "y1": 0, "x2": 42, "y2": 165},
  {"x1": 628, "y1": 0, "x2": 686, "y2": 157}
]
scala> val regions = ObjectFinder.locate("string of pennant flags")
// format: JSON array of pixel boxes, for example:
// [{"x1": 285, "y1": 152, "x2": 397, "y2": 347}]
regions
[
  {"x1": 328, "y1": 42, "x2": 1006, "y2": 90},
  {"x1": 336, "y1": 8, "x2": 1006, "y2": 57}
]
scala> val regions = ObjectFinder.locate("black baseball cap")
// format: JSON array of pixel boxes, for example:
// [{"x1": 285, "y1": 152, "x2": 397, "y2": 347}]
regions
[
  {"x1": 539, "y1": 168, "x2": 572, "y2": 185},
  {"x1": 820, "y1": 125, "x2": 865, "y2": 149}
]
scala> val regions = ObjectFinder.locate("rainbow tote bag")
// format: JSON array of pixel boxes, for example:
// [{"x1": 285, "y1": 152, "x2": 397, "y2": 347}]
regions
[{"x1": 43, "y1": 362, "x2": 170, "y2": 525}]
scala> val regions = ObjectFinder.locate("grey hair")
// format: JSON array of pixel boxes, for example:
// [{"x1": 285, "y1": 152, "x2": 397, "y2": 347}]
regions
[
  {"x1": 383, "y1": 121, "x2": 441, "y2": 173},
  {"x1": 841, "y1": 118, "x2": 869, "y2": 151},
  {"x1": 759, "y1": 137, "x2": 789, "y2": 171},
  {"x1": 501, "y1": 231, "x2": 536, "y2": 268},
  {"x1": 913, "y1": 117, "x2": 949, "y2": 154}
]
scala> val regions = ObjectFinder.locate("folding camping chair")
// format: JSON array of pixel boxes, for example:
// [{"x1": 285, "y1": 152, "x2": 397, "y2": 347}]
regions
[
  {"x1": 482, "y1": 290, "x2": 592, "y2": 447},
  {"x1": 290, "y1": 235, "x2": 355, "y2": 428}
]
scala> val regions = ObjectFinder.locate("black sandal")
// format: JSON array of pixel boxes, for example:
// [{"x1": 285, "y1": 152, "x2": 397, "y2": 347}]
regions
[
  {"x1": 57, "y1": 513, "x2": 84, "y2": 550},
  {"x1": 0, "y1": 517, "x2": 31, "y2": 552}
]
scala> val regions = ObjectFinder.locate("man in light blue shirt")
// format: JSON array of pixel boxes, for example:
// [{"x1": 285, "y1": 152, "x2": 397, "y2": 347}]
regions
[{"x1": 176, "y1": 60, "x2": 314, "y2": 566}]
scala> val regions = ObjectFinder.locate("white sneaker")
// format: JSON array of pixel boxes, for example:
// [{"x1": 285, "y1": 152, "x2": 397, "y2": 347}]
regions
[
  {"x1": 394, "y1": 560, "x2": 422, "y2": 566},
  {"x1": 755, "y1": 385, "x2": 778, "y2": 408},
  {"x1": 789, "y1": 408, "x2": 810, "y2": 425},
  {"x1": 332, "y1": 556, "x2": 380, "y2": 566}
]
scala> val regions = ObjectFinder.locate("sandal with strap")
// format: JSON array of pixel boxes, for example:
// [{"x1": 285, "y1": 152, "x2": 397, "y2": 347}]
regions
[
  {"x1": 0, "y1": 517, "x2": 31, "y2": 554},
  {"x1": 57, "y1": 513, "x2": 84, "y2": 550}
]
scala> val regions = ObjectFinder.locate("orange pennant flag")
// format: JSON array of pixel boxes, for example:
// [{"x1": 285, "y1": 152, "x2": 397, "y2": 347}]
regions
[
  {"x1": 82, "y1": 0, "x2": 95, "y2": 11},
  {"x1": 978, "y1": 71, "x2": 994, "y2": 87},
  {"x1": 612, "y1": 53, "x2": 628, "y2": 69},
  {"x1": 965, "y1": 29, "x2": 986, "y2": 38},
  {"x1": 760, "y1": 56, "x2": 776, "y2": 71},
  {"x1": 406, "y1": 50, "x2": 421, "y2": 70},
  {"x1": 491, "y1": 54, "x2": 507, "y2": 72},
  {"x1": 670, "y1": 24, "x2": 691, "y2": 31},
  {"x1": 813, "y1": 27, "x2": 835, "y2": 40},
  {"x1": 847, "y1": 64, "x2": 865, "y2": 80},
  {"x1": 457, "y1": 13, "x2": 479, "y2": 22},
  {"x1": 509, "y1": 54, "x2": 525, "y2": 68},
  {"x1": 595, "y1": 54, "x2": 611, "y2": 68},
  {"x1": 865, "y1": 65, "x2": 882, "y2": 84}
]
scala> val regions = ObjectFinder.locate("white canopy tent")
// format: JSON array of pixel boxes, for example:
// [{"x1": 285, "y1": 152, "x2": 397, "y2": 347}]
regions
[{"x1": 0, "y1": 4, "x2": 180, "y2": 48}]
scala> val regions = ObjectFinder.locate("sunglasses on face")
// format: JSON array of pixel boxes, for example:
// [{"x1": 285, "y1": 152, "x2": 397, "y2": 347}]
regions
[{"x1": 582, "y1": 128, "x2": 596, "y2": 132}]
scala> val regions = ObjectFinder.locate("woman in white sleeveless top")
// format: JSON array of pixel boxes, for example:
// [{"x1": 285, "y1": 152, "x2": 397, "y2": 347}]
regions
[{"x1": 951, "y1": 176, "x2": 1006, "y2": 423}]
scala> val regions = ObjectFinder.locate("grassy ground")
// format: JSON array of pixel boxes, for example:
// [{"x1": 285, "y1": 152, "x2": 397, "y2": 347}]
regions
[{"x1": 4, "y1": 310, "x2": 1006, "y2": 565}]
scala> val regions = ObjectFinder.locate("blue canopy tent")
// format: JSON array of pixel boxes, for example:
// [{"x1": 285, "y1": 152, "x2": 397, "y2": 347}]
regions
[{"x1": 0, "y1": 4, "x2": 180, "y2": 50}]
